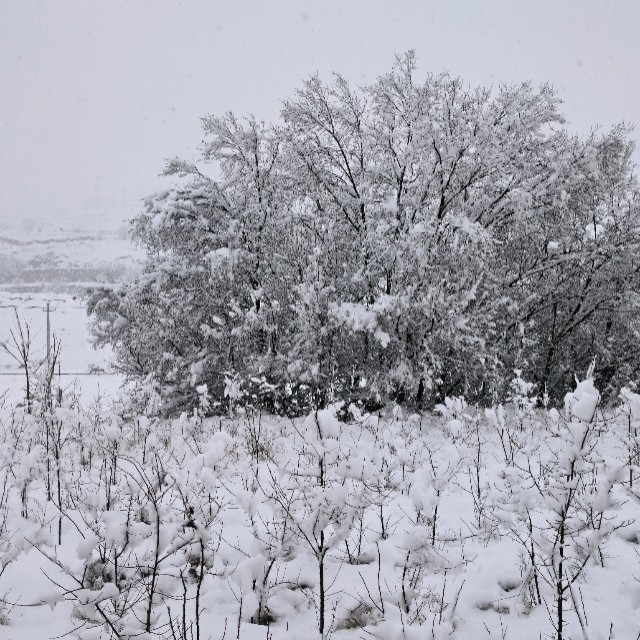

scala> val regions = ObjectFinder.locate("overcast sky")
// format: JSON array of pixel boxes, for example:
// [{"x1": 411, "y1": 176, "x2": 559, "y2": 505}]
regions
[{"x1": 1, "y1": 0, "x2": 639, "y2": 230}]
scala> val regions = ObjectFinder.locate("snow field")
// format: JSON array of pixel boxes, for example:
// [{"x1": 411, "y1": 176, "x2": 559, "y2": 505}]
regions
[
  {"x1": 0, "y1": 291, "x2": 119, "y2": 412},
  {"x1": 0, "y1": 379, "x2": 639, "y2": 639}
]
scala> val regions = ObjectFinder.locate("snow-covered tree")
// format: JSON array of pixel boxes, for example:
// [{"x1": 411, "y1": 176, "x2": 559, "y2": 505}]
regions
[{"x1": 88, "y1": 52, "x2": 640, "y2": 414}]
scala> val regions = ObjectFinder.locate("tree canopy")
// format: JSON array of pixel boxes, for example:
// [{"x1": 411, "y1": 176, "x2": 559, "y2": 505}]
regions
[{"x1": 88, "y1": 53, "x2": 640, "y2": 414}]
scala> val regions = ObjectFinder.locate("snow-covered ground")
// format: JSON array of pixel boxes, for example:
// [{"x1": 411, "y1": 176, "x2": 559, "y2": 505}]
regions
[
  {"x1": 0, "y1": 225, "x2": 139, "y2": 404},
  {"x1": 0, "y1": 292, "x2": 111, "y2": 372},
  {"x1": 0, "y1": 382, "x2": 639, "y2": 639}
]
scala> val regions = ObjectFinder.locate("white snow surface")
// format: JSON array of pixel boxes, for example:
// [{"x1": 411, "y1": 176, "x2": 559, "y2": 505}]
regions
[{"x1": 0, "y1": 389, "x2": 637, "y2": 639}]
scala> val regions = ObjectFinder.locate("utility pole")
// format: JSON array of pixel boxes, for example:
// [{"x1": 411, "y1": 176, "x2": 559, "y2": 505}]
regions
[
  {"x1": 43, "y1": 301, "x2": 58, "y2": 409},
  {"x1": 46, "y1": 301, "x2": 51, "y2": 371}
]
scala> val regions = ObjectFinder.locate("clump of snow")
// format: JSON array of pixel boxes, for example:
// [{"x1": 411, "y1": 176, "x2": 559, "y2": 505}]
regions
[{"x1": 565, "y1": 375, "x2": 600, "y2": 423}]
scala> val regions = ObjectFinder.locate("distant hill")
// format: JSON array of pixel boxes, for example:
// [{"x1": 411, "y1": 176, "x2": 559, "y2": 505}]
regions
[{"x1": 0, "y1": 227, "x2": 143, "y2": 293}]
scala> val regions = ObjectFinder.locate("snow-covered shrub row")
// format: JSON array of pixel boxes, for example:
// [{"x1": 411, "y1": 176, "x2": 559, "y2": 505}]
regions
[
  {"x1": 87, "y1": 53, "x2": 640, "y2": 415},
  {"x1": 0, "y1": 375, "x2": 639, "y2": 639}
]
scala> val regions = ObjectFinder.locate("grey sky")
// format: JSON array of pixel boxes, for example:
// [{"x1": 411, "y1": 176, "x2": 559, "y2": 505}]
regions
[{"x1": 1, "y1": 0, "x2": 639, "y2": 229}]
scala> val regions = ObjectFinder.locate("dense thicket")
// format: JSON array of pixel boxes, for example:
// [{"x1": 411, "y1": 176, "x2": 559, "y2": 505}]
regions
[{"x1": 88, "y1": 53, "x2": 640, "y2": 414}]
